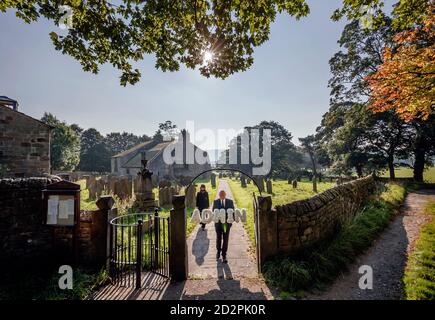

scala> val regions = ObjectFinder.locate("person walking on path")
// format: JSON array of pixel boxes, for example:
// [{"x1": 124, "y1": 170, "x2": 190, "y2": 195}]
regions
[
  {"x1": 196, "y1": 184, "x2": 210, "y2": 230},
  {"x1": 212, "y1": 190, "x2": 234, "y2": 264}
]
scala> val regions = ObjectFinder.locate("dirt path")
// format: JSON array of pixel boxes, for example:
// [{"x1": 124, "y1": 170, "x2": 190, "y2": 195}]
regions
[
  {"x1": 307, "y1": 189, "x2": 435, "y2": 300},
  {"x1": 92, "y1": 180, "x2": 275, "y2": 300}
]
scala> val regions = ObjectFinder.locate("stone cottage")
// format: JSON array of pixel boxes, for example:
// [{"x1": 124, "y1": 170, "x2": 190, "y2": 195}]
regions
[
  {"x1": 0, "y1": 96, "x2": 51, "y2": 177},
  {"x1": 111, "y1": 130, "x2": 211, "y2": 182}
]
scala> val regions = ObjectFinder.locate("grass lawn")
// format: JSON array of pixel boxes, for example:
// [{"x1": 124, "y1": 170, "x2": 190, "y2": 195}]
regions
[
  {"x1": 404, "y1": 201, "x2": 435, "y2": 300},
  {"x1": 77, "y1": 179, "x2": 98, "y2": 211},
  {"x1": 380, "y1": 167, "x2": 435, "y2": 183},
  {"x1": 227, "y1": 178, "x2": 336, "y2": 248}
]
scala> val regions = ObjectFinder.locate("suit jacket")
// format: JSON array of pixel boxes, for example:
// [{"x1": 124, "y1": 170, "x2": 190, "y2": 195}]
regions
[{"x1": 212, "y1": 198, "x2": 234, "y2": 224}]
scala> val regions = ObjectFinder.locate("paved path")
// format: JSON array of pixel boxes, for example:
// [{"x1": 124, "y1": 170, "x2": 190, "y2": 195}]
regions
[
  {"x1": 187, "y1": 179, "x2": 258, "y2": 279},
  {"x1": 307, "y1": 189, "x2": 435, "y2": 300},
  {"x1": 92, "y1": 179, "x2": 276, "y2": 300}
]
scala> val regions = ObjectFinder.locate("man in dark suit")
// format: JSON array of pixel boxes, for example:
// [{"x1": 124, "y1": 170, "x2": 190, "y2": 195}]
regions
[{"x1": 212, "y1": 190, "x2": 234, "y2": 263}]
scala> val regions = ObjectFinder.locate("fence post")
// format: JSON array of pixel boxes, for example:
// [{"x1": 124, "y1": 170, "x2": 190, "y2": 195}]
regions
[
  {"x1": 95, "y1": 195, "x2": 115, "y2": 270},
  {"x1": 136, "y1": 219, "x2": 143, "y2": 289},
  {"x1": 154, "y1": 208, "x2": 160, "y2": 272},
  {"x1": 257, "y1": 196, "x2": 277, "y2": 271},
  {"x1": 169, "y1": 195, "x2": 188, "y2": 281}
]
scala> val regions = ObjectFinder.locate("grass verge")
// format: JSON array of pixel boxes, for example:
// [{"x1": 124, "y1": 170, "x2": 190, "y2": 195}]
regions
[
  {"x1": 263, "y1": 182, "x2": 406, "y2": 296},
  {"x1": 404, "y1": 201, "x2": 435, "y2": 300}
]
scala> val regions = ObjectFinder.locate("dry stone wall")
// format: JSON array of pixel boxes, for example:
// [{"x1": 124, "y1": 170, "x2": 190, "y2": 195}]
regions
[{"x1": 274, "y1": 175, "x2": 376, "y2": 255}]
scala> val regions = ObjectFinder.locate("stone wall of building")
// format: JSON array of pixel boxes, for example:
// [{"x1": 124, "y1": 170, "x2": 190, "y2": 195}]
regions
[
  {"x1": 0, "y1": 106, "x2": 51, "y2": 177},
  {"x1": 274, "y1": 175, "x2": 376, "y2": 255}
]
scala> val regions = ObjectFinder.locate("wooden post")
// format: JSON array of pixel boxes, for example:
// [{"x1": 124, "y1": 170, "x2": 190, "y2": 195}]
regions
[
  {"x1": 257, "y1": 196, "x2": 277, "y2": 271},
  {"x1": 169, "y1": 195, "x2": 188, "y2": 281}
]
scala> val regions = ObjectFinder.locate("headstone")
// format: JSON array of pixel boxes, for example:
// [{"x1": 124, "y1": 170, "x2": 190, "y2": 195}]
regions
[
  {"x1": 185, "y1": 184, "x2": 196, "y2": 208},
  {"x1": 266, "y1": 180, "x2": 273, "y2": 194},
  {"x1": 211, "y1": 173, "x2": 217, "y2": 189},
  {"x1": 253, "y1": 176, "x2": 264, "y2": 192},
  {"x1": 241, "y1": 175, "x2": 247, "y2": 188},
  {"x1": 134, "y1": 159, "x2": 158, "y2": 211}
]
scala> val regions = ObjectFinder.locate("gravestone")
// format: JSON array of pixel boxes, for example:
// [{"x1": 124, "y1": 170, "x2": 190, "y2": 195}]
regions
[
  {"x1": 134, "y1": 159, "x2": 158, "y2": 211},
  {"x1": 266, "y1": 180, "x2": 273, "y2": 194},
  {"x1": 255, "y1": 176, "x2": 265, "y2": 193},
  {"x1": 241, "y1": 175, "x2": 247, "y2": 188},
  {"x1": 210, "y1": 173, "x2": 216, "y2": 189},
  {"x1": 109, "y1": 176, "x2": 118, "y2": 194},
  {"x1": 159, "y1": 187, "x2": 172, "y2": 207},
  {"x1": 185, "y1": 184, "x2": 196, "y2": 208}
]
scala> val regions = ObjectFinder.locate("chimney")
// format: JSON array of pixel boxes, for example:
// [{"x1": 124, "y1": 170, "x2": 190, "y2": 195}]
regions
[{"x1": 0, "y1": 96, "x2": 19, "y2": 111}]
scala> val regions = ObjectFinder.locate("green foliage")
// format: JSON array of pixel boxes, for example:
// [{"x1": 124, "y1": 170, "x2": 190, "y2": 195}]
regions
[
  {"x1": 78, "y1": 128, "x2": 111, "y2": 172},
  {"x1": 404, "y1": 201, "x2": 435, "y2": 300},
  {"x1": 332, "y1": 0, "x2": 430, "y2": 30},
  {"x1": 36, "y1": 268, "x2": 108, "y2": 300},
  {"x1": 2, "y1": 0, "x2": 309, "y2": 85},
  {"x1": 104, "y1": 132, "x2": 150, "y2": 156},
  {"x1": 41, "y1": 112, "x2": 80, "y2": 171},
  {"x1": 263, "y1": 182, "x2": 406, "y2": 294}
]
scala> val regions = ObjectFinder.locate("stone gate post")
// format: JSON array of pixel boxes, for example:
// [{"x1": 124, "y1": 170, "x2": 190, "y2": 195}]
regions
[
  {"x1": 93, "y1": 195, "x2": 116, "y2": 270},
  {"x1": 257, "y1": 196, "x2": 278, "y2": 271},
  {"x1": 169, "y1": 195, "x2": 188, "y2": 281}
]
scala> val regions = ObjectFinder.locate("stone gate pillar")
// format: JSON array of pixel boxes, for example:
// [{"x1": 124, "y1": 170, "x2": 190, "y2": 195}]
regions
[
  {"x1": 257, "y1": 196, "x2": 278, "y2": 271},
  {"x1": 169, "y1": 195, "x2": 188, "y2": 281}
]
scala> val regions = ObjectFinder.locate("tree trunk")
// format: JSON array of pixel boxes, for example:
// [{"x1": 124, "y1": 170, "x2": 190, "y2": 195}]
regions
[
  {"x1": 413, "y1": 147, "x2": 425, "y2": 182},
  {"x1": 355, "y1": 165, "x2": 363, "y2": 178},
  {"x1": 388, "y1": 155, "x2": 395, "y2": 179}
]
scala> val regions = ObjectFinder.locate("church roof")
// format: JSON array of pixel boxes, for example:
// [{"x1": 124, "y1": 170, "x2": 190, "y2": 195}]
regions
[{"x1": 112, "y1": 140, "x2": 154, "y2": 158}]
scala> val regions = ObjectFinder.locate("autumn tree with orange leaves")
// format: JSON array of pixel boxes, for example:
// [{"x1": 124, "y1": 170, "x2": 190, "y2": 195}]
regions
[{"x1": 366, "y1": 10, "x2": 434, "y2": 122}]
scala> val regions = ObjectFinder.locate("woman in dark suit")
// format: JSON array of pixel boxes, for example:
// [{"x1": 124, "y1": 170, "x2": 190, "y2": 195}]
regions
[{"x1": 196, "y1": 184, "x2": 210, "y2": 230}]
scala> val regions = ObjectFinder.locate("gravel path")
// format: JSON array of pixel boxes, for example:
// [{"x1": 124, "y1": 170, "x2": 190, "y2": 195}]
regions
[{"x1": 307, "y1": 189, "x2": 435, "y2": 300}]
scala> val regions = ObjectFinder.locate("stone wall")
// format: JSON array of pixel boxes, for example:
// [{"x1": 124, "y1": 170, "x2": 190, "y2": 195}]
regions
[
  {"x1": 0, "y1": 105, "x2": 51, "y2": 177},
  {"x1": 274, "y1": 175, "x2": 376, "y2": 255},
  {"x1": 0, "y1": 177, "x2": 111, "y2": 273},
  {"x1": 0, "y1": 176, "x2": 61, "y2": 267}
]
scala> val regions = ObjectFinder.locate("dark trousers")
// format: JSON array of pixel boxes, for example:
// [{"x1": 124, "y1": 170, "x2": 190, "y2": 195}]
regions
[{"x1": 215, "y1": 223, "x2": 232, "y2": 257}]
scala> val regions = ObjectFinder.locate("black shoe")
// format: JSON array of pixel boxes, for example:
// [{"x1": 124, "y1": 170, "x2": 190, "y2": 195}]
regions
[
  {"x1": 222, "y1": 256, "x2": 228, "y2": 264},
  {"x1": 216, "y1": 252, "x2": 221, "y2": 260}
]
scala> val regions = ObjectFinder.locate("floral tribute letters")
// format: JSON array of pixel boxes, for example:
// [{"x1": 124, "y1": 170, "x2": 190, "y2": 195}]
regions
[{"x1": 190, "y1": 208, "x2": 247, "y2": 224}]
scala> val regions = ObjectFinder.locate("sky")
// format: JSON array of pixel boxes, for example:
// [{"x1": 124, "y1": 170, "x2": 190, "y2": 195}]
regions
[{"x1": 0, "y1": 0, "x2": 349, "y2": 150}]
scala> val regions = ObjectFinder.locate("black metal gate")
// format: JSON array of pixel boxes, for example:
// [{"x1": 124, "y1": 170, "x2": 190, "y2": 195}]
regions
[{"x1": 109, "y1": 209, "x2": 170, "y2": 288}]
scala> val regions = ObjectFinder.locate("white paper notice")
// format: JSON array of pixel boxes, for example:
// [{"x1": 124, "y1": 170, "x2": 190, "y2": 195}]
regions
[
  {"x1": 66, "y1": 199, "x2": 75, "y2": 216},
  {"x1": 58, "y1": 201, "x2": 68, "y2": 219},
  {"x1": 47, "y1": 199, "x2": 58, "y2": 225}
]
